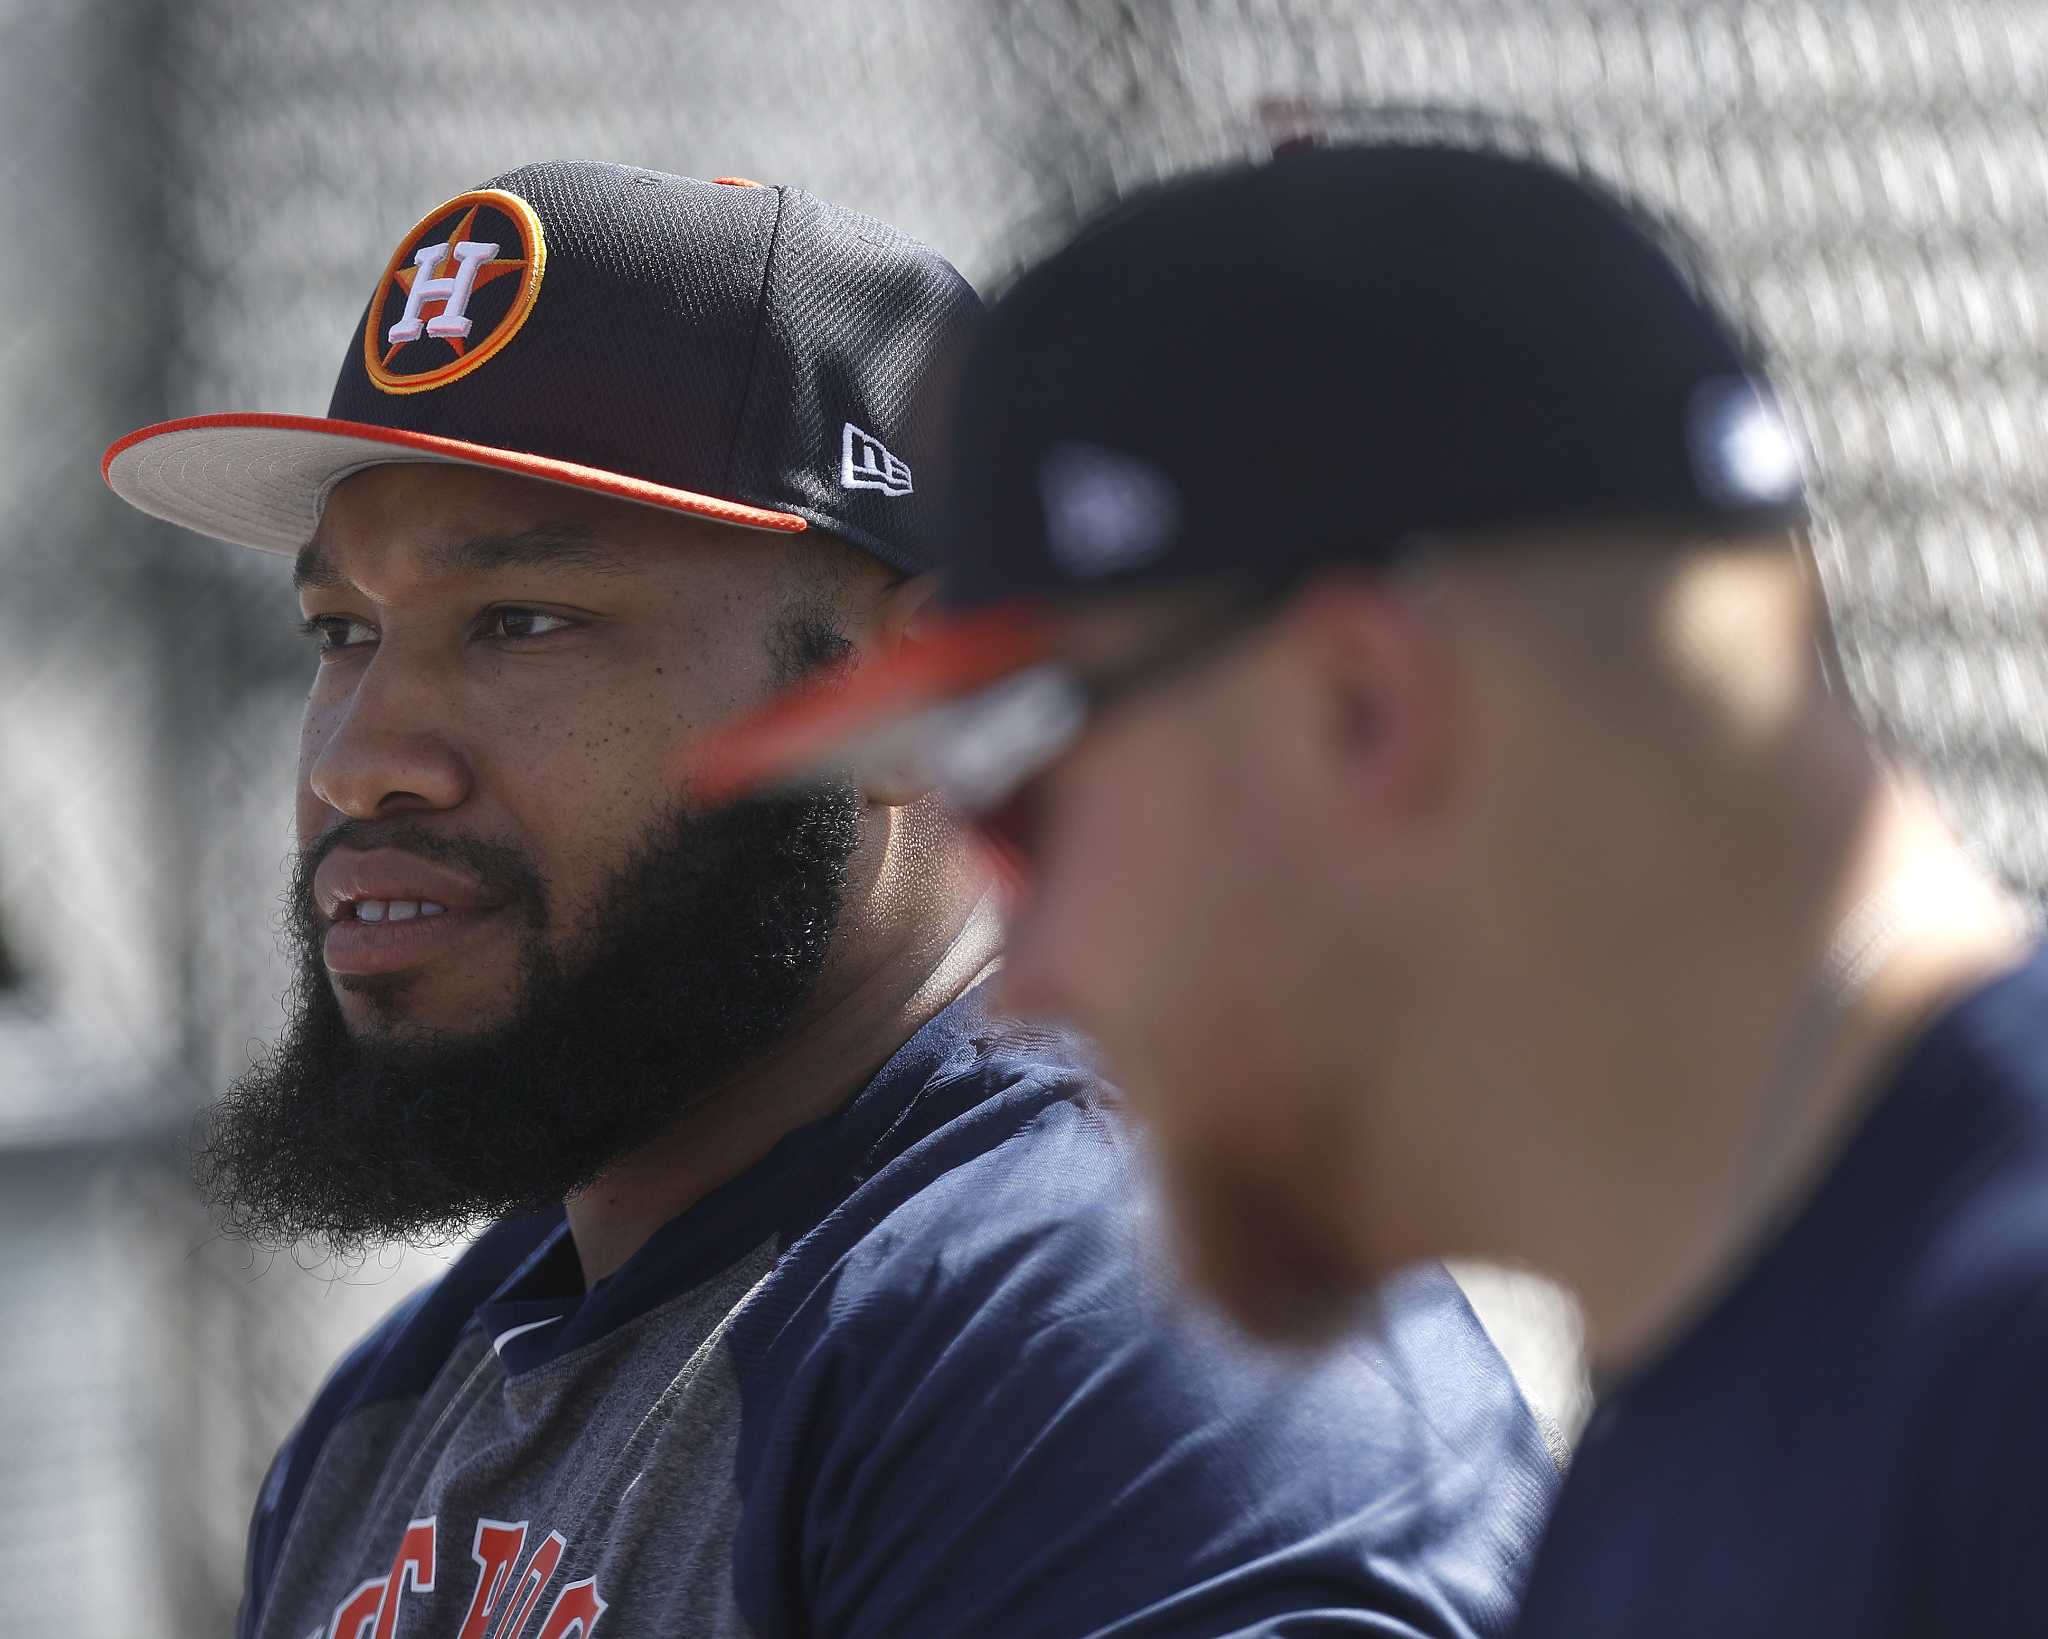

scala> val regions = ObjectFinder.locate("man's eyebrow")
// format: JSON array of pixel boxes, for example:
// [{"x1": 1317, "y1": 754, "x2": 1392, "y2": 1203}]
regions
[
  {"x1": 293, "y1": 526, "x2": 635, "y2": 591},
  {"x1": 292, "y1": 541, "x2": 346, "y2": 590},
  {"x1": 422, "y1": 525, "x2": 635, "y2": 578}
]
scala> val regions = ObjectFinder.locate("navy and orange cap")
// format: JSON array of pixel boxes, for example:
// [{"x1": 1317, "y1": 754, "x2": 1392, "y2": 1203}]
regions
[
  {"x1": 103, "y1": 161, "x2": 981, "y2": 576},
  {"x1": 686, "y1": 140, "x2": 1811, "y2": 813}
]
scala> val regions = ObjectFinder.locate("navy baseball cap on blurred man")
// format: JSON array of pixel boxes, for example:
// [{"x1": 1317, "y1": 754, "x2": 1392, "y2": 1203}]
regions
[{"x1": 687, "y1": 140, "x2": 1807, "y2": 813}]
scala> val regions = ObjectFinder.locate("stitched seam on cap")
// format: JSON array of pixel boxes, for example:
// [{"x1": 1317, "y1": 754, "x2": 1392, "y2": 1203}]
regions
[{"x1": 723, "y1": 185, "x2": 789, "y2": 497}]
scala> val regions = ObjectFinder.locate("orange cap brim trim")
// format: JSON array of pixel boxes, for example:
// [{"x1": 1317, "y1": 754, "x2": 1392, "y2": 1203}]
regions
[
  {"x1": 680, "y1": 602, "x2": 1057, "y2": 806},
  {"x1": 101, "y1": 412, "x2": 807, "y2": 554}
]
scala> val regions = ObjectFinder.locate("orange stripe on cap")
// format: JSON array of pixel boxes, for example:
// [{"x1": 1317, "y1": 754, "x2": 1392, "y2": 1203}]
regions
[{"x1": 680, "y1": 602, "x2": 1057, "y2": 806}]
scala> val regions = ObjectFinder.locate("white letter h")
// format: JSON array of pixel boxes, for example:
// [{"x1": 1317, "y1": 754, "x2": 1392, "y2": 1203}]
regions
[{"x1": 386, "y1": 239, "x2": 500, "y2": 345}]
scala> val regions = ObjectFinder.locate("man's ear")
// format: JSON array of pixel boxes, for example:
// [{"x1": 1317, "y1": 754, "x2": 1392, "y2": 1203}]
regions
[
  {"x1": 874, "y1": 572, "x2": 942, "y2": 653},
  {"x1": 856, "y1": 573, "x2": 945, "y2": 808},
  {"x1": 1288, "y1": 573, "x2": 1453, "y2": 827}
]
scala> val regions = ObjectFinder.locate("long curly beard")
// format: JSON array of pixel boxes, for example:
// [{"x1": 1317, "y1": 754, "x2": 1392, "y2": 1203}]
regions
[{"x1": 195, "y1": 783, "x2": 861, "y2": 1260}]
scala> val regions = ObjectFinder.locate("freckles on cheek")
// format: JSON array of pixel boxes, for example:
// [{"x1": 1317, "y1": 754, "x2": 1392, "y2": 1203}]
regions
[{"x1": 505, "y1": 703, "x2": 667, "y2": 831}]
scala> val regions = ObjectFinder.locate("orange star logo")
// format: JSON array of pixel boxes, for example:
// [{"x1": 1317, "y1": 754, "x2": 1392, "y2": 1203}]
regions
[
  {"x1": 363, "y1": 188, "x2": 548, "y2": 395},
  {"x1": 382, "y1": 204, "x2": 528, "y2": 366}
]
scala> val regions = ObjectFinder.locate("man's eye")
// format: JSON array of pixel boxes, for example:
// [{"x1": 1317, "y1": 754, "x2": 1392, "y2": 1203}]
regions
[
  {"x1": 482, "y1": 608, "x2": 574, "y2": 641},
  {"x1": 297, "y1": 615, "x2": 377, "y2": 652}
]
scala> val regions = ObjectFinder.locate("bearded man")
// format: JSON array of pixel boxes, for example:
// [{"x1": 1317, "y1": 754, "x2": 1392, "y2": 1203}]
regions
[{"x1": 103, "y1": 161, "x2": 1557, "y2": 1639}]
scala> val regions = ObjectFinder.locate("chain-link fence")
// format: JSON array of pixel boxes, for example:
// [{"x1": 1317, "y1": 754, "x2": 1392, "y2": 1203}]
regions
[{"x1": 4, "y1": 2, "x2": 2045, "y2": 1633}]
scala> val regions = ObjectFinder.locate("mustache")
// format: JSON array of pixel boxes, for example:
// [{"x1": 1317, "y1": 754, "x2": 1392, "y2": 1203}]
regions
[{"x1": 291, "y1": 817, "x2": 550, "y2": 928}]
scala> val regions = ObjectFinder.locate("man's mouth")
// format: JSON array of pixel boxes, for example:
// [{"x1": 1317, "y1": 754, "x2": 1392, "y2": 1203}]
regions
[
  {"x1": 339, "y1": 898, "x2": 448, "y2": 923},
  {"x1": 312, "y1": 847, "x2": 511, "y2": 978}
]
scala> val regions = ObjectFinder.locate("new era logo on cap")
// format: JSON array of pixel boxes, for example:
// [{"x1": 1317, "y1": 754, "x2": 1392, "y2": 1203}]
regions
[
  {"x1": 1039, "y1": 440, "x2": 1180, "y2": 578},
  {"x1": 1686, "y1": 377, "x2": 1804, "y2": 510},
  {"x1": 842, "y1": 422, "x2": 913, "y2": 497}
]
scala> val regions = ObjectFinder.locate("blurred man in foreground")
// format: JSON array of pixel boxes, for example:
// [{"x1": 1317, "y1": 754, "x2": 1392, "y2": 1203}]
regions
[
  {"x1": 697, "y1": 142, "x2": 2047, "y2": 1635},
  {"x1": 102, "y1": 160, "x2": 1557, "y2": 1637}
]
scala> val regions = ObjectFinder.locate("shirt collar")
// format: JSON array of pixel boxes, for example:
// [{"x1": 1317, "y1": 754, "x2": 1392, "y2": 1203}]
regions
[{"x1": 475, "y1": 977, "x2": 998, "y2": 1373}]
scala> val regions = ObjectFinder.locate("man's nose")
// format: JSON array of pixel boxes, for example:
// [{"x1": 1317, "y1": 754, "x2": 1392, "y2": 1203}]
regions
[{"x1": 304, "y1": 650, "x2": 472, "y2": 821}]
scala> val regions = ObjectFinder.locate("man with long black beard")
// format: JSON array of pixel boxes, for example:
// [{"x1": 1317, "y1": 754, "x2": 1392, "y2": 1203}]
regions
[
  {"x1": 206, "y1": 737, "x2": 864, "y2": 1252},
  {"x1": 102, "y1": 162, "x2": 1557, "y2": 1639}
]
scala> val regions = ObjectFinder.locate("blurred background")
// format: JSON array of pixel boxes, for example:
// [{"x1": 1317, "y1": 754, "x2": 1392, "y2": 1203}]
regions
[{"x1": 3, "y1": 0, "x2": 2045, "y2": 1632}]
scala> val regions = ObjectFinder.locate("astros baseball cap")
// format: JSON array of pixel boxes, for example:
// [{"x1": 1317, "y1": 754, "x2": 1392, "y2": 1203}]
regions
[
  {"x1": 102, "y1": 160, "x2": 979, "y2": 576},
  {"x1": 686, "y1": 139, "x2": 1810, "y2": 814}
]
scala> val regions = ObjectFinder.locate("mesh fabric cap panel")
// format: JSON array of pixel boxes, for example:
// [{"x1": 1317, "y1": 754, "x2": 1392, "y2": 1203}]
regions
[
  {"x1": 733, "y1": 187, "x2": 984, "y2": 574},
  {"x1": 326, "y1": 162, "x2": 777, "y2": 505}
]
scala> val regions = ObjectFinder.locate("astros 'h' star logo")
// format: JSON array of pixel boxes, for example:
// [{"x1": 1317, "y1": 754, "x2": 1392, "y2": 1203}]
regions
[{"x1": 363, "y1": 188, "x2": 547, "y2": 394}]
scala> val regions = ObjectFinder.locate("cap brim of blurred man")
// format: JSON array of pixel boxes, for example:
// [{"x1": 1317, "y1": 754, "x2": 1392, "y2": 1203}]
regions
[{"x1": 687, "y1": 140, "x2": 2048, "y2": 1639}]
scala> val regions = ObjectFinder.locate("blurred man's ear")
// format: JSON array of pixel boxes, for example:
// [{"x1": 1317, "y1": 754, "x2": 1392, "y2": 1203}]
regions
[{"x1": 1288, "y1": 572, "x2": 1453, "y2": 827}]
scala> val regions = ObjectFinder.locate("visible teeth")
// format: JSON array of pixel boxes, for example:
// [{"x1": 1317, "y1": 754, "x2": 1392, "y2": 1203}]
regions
[{"x1": 348, "y1": 898, "x2": 447, "y2": 923}]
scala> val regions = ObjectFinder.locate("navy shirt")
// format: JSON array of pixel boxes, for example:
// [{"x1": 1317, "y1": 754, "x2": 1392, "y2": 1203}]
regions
[
  {"x1": 1515, "y1": 946, "x2": 2048, "y2": 1637},
  {"x1": 244, "y1": 984, "x2": 1558, "y2": 1637}
]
